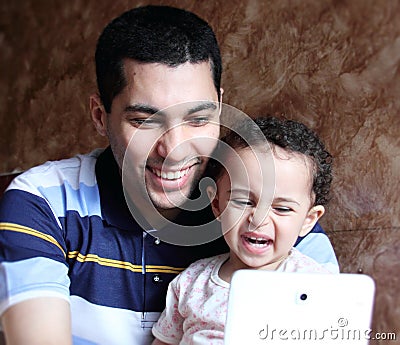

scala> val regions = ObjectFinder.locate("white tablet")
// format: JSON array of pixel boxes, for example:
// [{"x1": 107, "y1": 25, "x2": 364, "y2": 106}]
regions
[{"x1": 224, "y1": 270, "x2": 375, "y2": 345}]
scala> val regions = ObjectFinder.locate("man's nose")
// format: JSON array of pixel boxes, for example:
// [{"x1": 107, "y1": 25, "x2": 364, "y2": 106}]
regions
[{"x1": 155, "y1": 124, "x2": 191, "y2": 162}]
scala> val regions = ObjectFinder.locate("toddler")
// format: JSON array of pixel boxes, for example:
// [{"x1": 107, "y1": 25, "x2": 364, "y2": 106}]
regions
[{"x1": 152, "y1": 116, "x2": 333, "y2": 345}]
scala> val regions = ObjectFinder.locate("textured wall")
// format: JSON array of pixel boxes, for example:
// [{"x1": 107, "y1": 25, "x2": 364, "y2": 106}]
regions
[{"x1": 0, "y1": 0, "x2": 399, "y2": 343}]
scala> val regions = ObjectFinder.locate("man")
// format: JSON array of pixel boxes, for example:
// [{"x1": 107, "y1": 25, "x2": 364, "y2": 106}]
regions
[{"x1": 0, "y1": 5, "x2": 338, "y2": 345}]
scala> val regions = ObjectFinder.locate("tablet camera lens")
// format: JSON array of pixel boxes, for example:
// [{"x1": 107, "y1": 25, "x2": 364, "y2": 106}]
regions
[{"x1": 300, "y1": 293, "x2": 307, "y2": 301}]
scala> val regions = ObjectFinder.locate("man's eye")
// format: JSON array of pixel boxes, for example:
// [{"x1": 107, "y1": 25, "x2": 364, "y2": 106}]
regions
[
  {"x1": 129, "y1": 118, "x2": 161, "y2": 128},
  {"x1": 186, "y1": 117, "x2": 210, "y2": 127}
]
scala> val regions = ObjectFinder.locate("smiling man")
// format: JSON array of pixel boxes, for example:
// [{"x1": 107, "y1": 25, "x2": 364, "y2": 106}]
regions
[
  {"x1": 91, "y1": 61, "x2": 221, "y2": 214},
  {"x1": 0, "y1": 5, "x2": 338, "y2": 345}
]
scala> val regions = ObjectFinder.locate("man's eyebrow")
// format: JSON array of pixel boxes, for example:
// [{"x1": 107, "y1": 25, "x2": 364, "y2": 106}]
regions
[
  {"x1": 186, "y1": 102, "x2": 217, "y2": 115},
  {"x1": 124, "y1": 101, "x2": 217, "y2": 116},
  {"x1": 124, "y1": 104, "x2": 164, "y2": 115}
]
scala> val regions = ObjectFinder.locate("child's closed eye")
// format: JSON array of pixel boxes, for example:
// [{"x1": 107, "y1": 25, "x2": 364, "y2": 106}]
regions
[
  {"x1": 230, "y1": 199, "x2": 254, "y2": 207},
  {"x1": 272, "y1": 206, "x2": 293, "y2": 214}
]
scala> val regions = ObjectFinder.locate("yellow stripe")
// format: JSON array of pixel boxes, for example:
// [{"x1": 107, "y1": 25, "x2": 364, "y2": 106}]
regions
[
  {"x1": 0, "y1": 222, "x2": 66, "y2": 257},
  {"x1": 146, "y1": 265, "x2": 185, "y2": 274},
  {"x1": 146, "y1": 268, "x2": 184, "y2": 274},
  {"x1": 0, "y1": 222, "x2": 184, "y2": 274},
  {"x1": 68, "y1": 251, "x2": 142, "y2": 272},
  {"x1": 68, "y1": 251, "x2": 185, "y2": 274},
  {"x1": 146, "y1": 265, "x2": 186, "y2": 271}
]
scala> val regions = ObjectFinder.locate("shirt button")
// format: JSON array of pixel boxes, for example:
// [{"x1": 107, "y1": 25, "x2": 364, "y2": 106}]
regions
[
  {"x1": 153, "y1": 274, "x2": 162, "y2": 283},
  {"x1": 154, "y1": 237, "x2": 161, "y2": 245}
]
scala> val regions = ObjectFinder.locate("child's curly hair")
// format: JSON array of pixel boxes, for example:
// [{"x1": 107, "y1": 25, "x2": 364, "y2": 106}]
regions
[{"x1": 206, "y1": 116, "x2": 333, "y2": 206}]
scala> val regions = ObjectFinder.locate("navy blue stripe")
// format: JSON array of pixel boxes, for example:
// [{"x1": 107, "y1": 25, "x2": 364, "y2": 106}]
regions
[
  {"x1": 63, "y1": 211, "x2": 228, "y2": 311},
  {"x1": 0, "y1": 190, "x2": 67, "y2": 264}
]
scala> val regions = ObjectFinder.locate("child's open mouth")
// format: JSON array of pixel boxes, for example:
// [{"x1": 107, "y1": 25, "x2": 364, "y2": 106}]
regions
[{"x1": 243, "y1": 235, "x2": 273, "y2": 248}]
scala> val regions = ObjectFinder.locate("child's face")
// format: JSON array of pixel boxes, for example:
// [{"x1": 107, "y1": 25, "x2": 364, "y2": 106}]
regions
[{"x1": 209, "y1": 146, "x2": 324, "y2": 271}]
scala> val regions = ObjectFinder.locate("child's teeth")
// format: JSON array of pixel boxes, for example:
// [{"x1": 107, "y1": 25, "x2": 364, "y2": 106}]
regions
[{"x1": 246, "y1": 236, "x2": 272, "y2": 246}]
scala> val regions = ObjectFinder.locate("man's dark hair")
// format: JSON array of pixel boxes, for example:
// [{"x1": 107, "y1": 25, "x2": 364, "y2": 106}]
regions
[
  {"x1": 95, "y1": 5, "x2": 223, "y2": 113},
  {"x1": 207, "y1": 116, "x2": 333, "y2": 206}
]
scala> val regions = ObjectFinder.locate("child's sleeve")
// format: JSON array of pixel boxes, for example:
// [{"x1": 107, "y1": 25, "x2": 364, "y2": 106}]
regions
[{"x1": 152, "y1": 276, "x2": 184, "y2": 344}]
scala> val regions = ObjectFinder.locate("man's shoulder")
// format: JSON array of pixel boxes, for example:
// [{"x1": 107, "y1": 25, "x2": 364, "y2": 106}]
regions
[
  {"x1": 3, "y1": 149, "x2": 106, "y2": 219},
  {"x1": 295, "y1": 225, "x2": 339, "y2": 273},
  {"x1": 8, "y1": 149, "x2": 105, "y2": 194}
]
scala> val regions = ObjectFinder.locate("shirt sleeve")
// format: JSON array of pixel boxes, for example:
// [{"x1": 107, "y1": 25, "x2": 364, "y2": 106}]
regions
[
  {"x1": 152, "y1": 275, "x2": 184, "y2": 344},
  {"x1": 0, "y1": 175, "x2": 70, "y2": 314},
  {"x1": 0, "y1": 258, "x2": 70, "y2": 314}
]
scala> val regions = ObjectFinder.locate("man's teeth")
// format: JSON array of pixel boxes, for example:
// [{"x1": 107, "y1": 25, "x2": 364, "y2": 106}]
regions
[{"x1": 152, "y1": 168, "x2": 189, "y2": 180}]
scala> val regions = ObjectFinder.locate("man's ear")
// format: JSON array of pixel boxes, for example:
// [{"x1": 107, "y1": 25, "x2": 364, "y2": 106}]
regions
[
  {"x1": 299, "y1": 205, "x2": 325, "y2": 237},
  {"x1": 90, "y1": 94, "x2": 107, "y2": 137},
  {"x1": 206, "y1": 185, "x2": 221, "y2": 221}
]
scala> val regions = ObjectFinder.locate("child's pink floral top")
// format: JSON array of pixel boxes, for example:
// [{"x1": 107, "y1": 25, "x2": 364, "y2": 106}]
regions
[{"x1": 152, "y1": 249, "x2": 330, "y2": 344}]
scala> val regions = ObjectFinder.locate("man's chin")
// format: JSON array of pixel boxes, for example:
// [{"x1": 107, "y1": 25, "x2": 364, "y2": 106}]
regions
[
  {"x1": 150, "y1": 192, "x2": 190, "y2": 211},
  {"x1": 145, "y1": 175, "x2": 198, "y2": 208}
]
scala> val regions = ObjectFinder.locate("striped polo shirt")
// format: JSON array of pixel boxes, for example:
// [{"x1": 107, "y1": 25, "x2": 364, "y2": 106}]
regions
[{"x1": 0, "y1": 147, "x2": 229, "y2": 344}]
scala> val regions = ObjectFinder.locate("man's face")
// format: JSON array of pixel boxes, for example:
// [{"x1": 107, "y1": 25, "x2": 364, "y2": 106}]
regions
[{"x1": 104, "y1": 60, "x2": 220, "y2": 212}]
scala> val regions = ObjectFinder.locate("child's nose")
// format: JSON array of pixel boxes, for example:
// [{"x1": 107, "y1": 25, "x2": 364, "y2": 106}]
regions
[{"x1": 248, "y1": 208, "x2": 270, "y2": 231}]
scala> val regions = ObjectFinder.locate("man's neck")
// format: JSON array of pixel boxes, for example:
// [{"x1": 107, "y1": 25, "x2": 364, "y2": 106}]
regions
[{"x1": 157, "y1": 207, "x2": 182, "y2": 222}]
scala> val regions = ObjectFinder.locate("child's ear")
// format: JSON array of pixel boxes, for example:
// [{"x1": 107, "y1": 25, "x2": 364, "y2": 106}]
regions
[
  {"x1": 206, "y1": 185, "x2": 221, "y2": 221},
  {"x1": 299, "y1": 205, "x2": 325, "y2": 237}
]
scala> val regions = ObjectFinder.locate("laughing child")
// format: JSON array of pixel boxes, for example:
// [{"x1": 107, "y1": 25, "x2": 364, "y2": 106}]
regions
[{"x1": 152, "y1": 116, "x2": 334, "y2": 345}]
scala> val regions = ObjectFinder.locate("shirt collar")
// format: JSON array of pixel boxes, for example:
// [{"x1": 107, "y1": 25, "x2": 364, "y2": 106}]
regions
[{"x1": 95, "y1": 147, "x2": 139, "y2": 231}]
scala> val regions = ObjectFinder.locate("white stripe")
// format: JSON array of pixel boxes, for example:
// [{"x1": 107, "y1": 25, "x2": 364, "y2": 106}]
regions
[
  {"x1": 7, "y1": 149, "x2": 103, "y2": 193},
  {"x1": 6, "y1": 150, "x2": 104, "y2": 218},
  {"x1": 0, "y1": 258, "x2": 70, "y2": 315},
  {"x1": 0, "y1": 289, "x2": 70, "y2": 316},
  {"x1": 37, "y1": 182, "x2": 102, "y2": 218},
  {"x1": 71, "y1": 296, "x2": 160, "y2": 345}
]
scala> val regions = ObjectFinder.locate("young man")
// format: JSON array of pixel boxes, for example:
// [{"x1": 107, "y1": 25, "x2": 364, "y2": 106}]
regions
[{"x1": 0, "y1": 6, "x2": 338, "y2": 345}]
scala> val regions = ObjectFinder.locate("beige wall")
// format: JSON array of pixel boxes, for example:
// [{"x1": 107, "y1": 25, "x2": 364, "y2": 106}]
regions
[{"x1": 1, "y1": 0, "x2": 399, "y2": 343}]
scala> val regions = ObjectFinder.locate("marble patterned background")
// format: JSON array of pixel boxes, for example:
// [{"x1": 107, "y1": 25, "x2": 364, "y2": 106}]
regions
[{"x1": 0, "y1": 0, "x2": 399, "y2": 343}]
